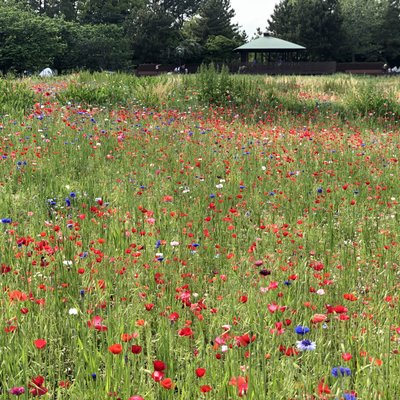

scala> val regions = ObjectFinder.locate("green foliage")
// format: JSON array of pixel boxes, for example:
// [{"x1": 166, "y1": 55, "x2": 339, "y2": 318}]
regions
[
  {"x1": 0, "y1": 78, "x2": 35, "y2": 116},
  {"x1": 339, "y1": 0, "x2": 387, "y2": 62},
  {"x1": 204, "y1": 35, "x2": 241, "y2": 63},
  {"x1": 344, "y1": 79, "x2": 400, "y2": 118},
  {"x1": 0, "y1": 4, "x2": 66, "y2": 72},
  {"x1": 268, "y1": 0, "x2": 400, "y2": 64},
  {"x1": 195, "y1": 63, "x2": 235, "y2": 106},
  {"x1": 268, "y1": 0, "x2": 344, "y2": 61},
  {"x1": 126, "y1": 4, "x2": 180, "y2": 64},
  {"x1": 380, "y1": 0, "x2": 400, "y2": 65},
  {"x1": 55, "y1": 22, "x2": 131, "y2": 72},
  {"x1": 56, "y1": 72, "x2": 139, "y2": 106},
  {"x1": 78, "y1": 0, "x2": 132, "y2": 24}
]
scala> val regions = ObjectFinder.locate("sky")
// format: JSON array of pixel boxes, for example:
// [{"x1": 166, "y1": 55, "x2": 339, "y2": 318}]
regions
[{"x1": 230, "y1": 0, "x2": 281, "y2": 38}]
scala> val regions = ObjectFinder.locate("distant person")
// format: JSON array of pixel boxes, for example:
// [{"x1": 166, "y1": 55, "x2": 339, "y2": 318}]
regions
[{"x1": 382, "y1": 64, "x2": 388, "y2": 73}]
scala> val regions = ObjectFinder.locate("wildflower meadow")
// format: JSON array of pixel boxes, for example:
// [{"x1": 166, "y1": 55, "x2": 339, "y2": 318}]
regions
[{"x1": 0, "y1": 70, "x2": 399, "y2": 399}]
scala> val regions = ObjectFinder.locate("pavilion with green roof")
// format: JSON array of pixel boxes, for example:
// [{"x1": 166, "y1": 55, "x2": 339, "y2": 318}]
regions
[{"x1": 234, "y1": 33, "x2": 306, "y2": 63}]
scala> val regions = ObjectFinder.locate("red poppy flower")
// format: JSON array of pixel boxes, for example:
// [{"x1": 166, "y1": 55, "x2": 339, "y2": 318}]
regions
[
  {"x1": 168, "y1": 312, "x2": 179, "y2": 322},
  {"x1": 326, "y1": 305, "x2": 348, "y2": 314},
  {"x1": 343, "y1": 293, "x2": 358, "y2": 301},
  {"x1": 235, "y1": 333, "x2": 256, "y2": 347},
  {"x1": 229, "y1": 376, "x2": 248, "y2": 397},
  {"x1": 311, "y1": 314, "x2": 327, "y2": 323},
  {"x1": 160, "y1": 378, "x2": 174, "y2": 390},
  {"x1": 34, "y1": 339, "x2": 47, "y2": 349},
  {"x1": 196, "y1": 368, "x2": 206, "y2": 378},
  {"x1": 8, "y1": 290, "x2": 28, "y2": 302},
  {"x1": 29, "y1": 376, "x2": 48, "y2": 397},
  {"x1": 178, "y1": 327, "x2": 194, "y2": 337},
  {"x1": 131, "y1": 345, "x2": 142, "y2": 354},
  {"x1": 108, "y1": 344, "x2": 122, "y2": 354},
  {"x1": 121, "y1": 333, "x2": 134, "y2": 342},
  {"x1": 239, "y1": 295, "x2": 248, "y2": 303},
  {"x1": 151, "y1": 371, "x2": 165, "y2": 382},
  {"x1": 153, "y1": 360, "x2": 166, "y2": 371},
  {"x1": 342, "y1": 353, "x2": 353, "y2": 361},
  {"x1": 317, "y1": 379, "x2": 331, "y2": 395},
  {"x1": 31, "y1": 376, "x2": 45, "y2": 387},
  {"x1": 200, "y1": 385, "x2": 212, "y2": 393}
]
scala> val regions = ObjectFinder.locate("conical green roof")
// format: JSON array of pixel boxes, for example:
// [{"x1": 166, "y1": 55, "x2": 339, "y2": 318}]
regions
[{"x1": 235, "y1": 34, "x2": 306, "y2": 51}]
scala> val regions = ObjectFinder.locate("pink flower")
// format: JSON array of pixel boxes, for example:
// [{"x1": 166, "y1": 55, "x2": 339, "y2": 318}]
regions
[{"x1": 9, "y1": 387, "x2": 25, "y2": 395}]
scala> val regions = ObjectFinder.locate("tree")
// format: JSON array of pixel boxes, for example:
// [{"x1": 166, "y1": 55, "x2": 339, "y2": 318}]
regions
[
  {"x1": 181, "y1": 0, "x2": 245, "y2": 63},
  {"x1": 127, "y1": 3, "x2": 180, "y2": 63},
  {"x1": 0, "y1": 4, "x2": 65, "y2": 72},
  {"x1": 54, "y1": 22, "x2": 131, "y2": 71},
  {"x1": 380, "y1": 0, "x2": 400, "y2": 65},
  {"x1": 192, "y1": 0, "x2": 240, "y2": 43},
  {"x1": 339, "y1": 0, "x2": 387, "y2": 61},
  {"x1": 77, "y1": 0, "x2": 133, "y2": 24},
  {"x1": 268, "y1": 0, "x2": 344, "y2": 61}
]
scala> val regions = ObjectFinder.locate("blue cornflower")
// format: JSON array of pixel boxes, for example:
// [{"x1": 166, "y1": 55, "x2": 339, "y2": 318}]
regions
[
  {"x1": 331, "y1": 366, "x2": 351, "y2": 377},
  {"x1": 317, "y1": 187, "x2": 323, "y2": 193},
  {"x1": 209, "y1": 194, "x2": 215, "y2": 198},
  {"x1": 91, "y1": 373, "x2": 97, "y2": 380},
  {"x1": 65, "y1": 198, "x2": 71, "y2": 207},
  {"x1": 155, "y1": 240, "x2": 161, "y2": 249},
  {"x1": 294, "y1": 325, "x2": 310, "y2": 335},
  {"x1": 80, "y1": 289, "x2": 85, "y2": 298},
  {"x1": 296, "y1": 339, "x2": 316, "y2": 351},
  {"x1": 1, "y1": 218, "x2": 12, "y2": 224},
  {"x1": 343, "y1": 393, "x2": 357, "y2": 400},
  {"x1": 70, "y1": 192, "x2": 76, "y2": 198}
]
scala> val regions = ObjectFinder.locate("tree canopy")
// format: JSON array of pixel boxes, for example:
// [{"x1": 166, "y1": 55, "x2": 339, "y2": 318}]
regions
[
  {"x1": 1, "y1": 0, "x2": 400, "y2": 74},
  {"x1": 267, "y1": 0, "x2": 400, "y2": 64}
]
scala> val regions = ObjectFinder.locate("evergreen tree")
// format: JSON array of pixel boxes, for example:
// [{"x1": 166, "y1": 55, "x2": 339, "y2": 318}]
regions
[
  {"x1": 268, "y1": 0, "x2": 344, "y2": 61},
  {"x1": 78, "y1": 0, "x2": 133, "y2": 24},
  {"x1": 181, "y1": 0, "x2": 244, "y2": 63},
  {"x1": 192, "y1": 0, "x2": 239, "y2": 44}
]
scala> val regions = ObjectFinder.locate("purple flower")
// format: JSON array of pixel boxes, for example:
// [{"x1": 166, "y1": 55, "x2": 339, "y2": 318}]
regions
[{"x1": 9, "y1": 387, "x2": 25, "y2": 395}]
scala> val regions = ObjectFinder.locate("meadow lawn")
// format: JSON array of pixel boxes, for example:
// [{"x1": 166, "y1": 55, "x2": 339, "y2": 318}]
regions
[{"x1": 0, "y1": 71, "x2": 399, "y2": 399}]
